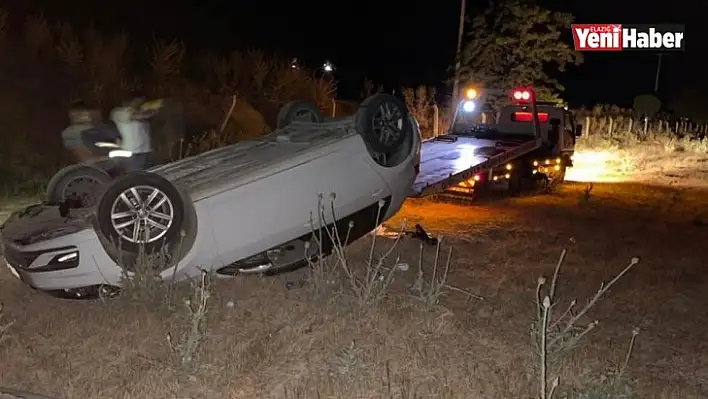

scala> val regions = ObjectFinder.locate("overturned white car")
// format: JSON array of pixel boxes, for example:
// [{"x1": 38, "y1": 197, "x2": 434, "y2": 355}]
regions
[{"x1": 1, "y1": 94, "x2": 421, "y2": 299}]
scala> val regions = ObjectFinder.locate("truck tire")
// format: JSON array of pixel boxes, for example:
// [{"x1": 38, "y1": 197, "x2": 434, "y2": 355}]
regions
[
  {"x1": 96, "y1": 171, "x2": 186, "y2": 253},
  {"x1": 45, "y1": 164, "x2": 112, "y2": 207},
  {"x1": 277, "y1": 100, "x2": 323, "y2": 129},
  {"x1": 551, "y1": 164, "x2": 567, "y2": 184},
  {"x1": 355, "y1": 93, "x2": 412, "y2": 154}
]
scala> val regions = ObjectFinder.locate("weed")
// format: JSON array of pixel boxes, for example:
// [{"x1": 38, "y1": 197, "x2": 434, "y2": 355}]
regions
[
  {"x1": 308, "y1": 194, "x2": 404, "y2": 309},
  {"x1": 533, "y1": 249, "x2": 640, "y2": 398},
  {"x1": 409, "y1": 238, "x2": 453, "y2": 311},
  {"x1": 114, "y1": 231, "x2": 187, "y2": 306},
  {"x1": 304, "y1": 205, "x2": 339, "y2": 298},
  {"x1": 329, "y1": 340, "x2": 366, "y2": 377},
  {"x1": 580, "y1": 184, "x2": 593, "y2": 204},
  {"x1": 570, "y1": 328, "x2": 640, "y2": 398},
  {"x1": 0, "y1": 303, "x2": 13, "y2": 347},
  {"x1": 118, "y1": 247, "x2": 169, "y2": 304},
  {"x1": 166, "y1": 270, "x2": 211, "y2": 374}
]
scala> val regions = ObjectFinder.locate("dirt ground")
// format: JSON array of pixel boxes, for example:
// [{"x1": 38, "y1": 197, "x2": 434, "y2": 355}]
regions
[{"x1": 1, "y1": 146, "x2": 708, "y2": 398}]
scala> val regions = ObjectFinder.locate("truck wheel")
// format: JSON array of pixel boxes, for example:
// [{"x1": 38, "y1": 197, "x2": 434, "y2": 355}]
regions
[
  {"x1": 550, "y1": 164, "x2": 567, "y2": 185},
  {"x1": 46, "y1": 164, "x2": 112, "y2": 207},
  {"x1": 355, "y1": 93, "x2": 412, "y2": 154},
  {"x1": 96, "y1": 171, "x2": 186, "y2": 253},
  {"x1": 508, "y1": 170, "x2": 523, "y2": 196},
  {"x1": 277, "y1": 100, "x2": 323, "y2": 129}
]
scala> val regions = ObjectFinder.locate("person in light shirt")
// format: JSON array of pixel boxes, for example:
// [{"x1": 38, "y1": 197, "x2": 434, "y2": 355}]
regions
[
  {"x1": 110, "y1": 91, "x2": 160, "y2": 172},
  {"x1": 61, "y1": 100, "x2": 119, "y2": 161}
]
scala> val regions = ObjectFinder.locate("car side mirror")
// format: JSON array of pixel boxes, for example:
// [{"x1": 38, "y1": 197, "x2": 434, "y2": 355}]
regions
[{"x1": 575, "y1": 124, "x2": 582, "y2": 136}]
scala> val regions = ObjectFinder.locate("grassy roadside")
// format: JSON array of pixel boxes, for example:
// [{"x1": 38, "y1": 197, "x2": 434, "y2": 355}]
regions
[{"x1": 1, "y1": 181, "x2": 707, "y2": 398}]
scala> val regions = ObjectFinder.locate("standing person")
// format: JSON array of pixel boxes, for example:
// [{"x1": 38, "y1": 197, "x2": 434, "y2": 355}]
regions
[
  {"x1": 111, "y1": 91, "x2": 158, "y2": 172},
  {"x1": 61, "y1": 100, "x2": 116, "y2": 162}
]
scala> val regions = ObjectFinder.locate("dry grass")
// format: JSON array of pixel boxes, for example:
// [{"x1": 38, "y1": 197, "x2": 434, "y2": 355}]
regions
[
  {"x1": 2, "y1": 176, "x2": 708, "y2": 398},
  {"x1": 573, "y1": 126, "x2": 708, "y2": 187}
]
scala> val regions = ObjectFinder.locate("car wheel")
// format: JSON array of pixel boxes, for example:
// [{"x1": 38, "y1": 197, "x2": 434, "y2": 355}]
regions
[
  {"x1": 96, "y1": 171, "x2": 185, "y2": 253},
  {"x1": 355, "y1": 93, "x2": 412, "y2": 154},
  {"x1": 45, "y1": 164, "x2": 112, "y2": 207},
  {"x1": 277, "y1": 100, "x2": 323, "y2": 129}
]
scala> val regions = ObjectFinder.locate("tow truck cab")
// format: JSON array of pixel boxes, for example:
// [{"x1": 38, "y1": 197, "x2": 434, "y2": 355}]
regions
[{"x1": 495, "y1": 102, "x2": 582, "y2": 166}]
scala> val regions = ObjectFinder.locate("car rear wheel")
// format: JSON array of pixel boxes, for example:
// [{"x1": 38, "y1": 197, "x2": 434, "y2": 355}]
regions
[
  {"x1": 45, "y1": 164, "x2": 113, "y2": 207},
  {"x1": 277, "y1": 100, "x2": 323, "y2": 129},
  {"x1": 355, "y1": 93, "x2": 415, "y2": 167},
  {"x1": 96, "y1": 171, "x2": 186, "y2": 253}
]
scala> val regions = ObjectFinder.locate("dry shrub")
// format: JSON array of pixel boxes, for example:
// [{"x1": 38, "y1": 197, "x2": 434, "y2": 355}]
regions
[
  {"x1": 0, "y1": 9, "x2": 335, "y2": 195},
  {"x1": 0, "y1": 303, "x2": 13, "y2": 347},
  {"x1": 401, "y1": 85, "x2": 451, "y2": 139},
  {"x1": 533, "y1": 250, "x2": 641, "y2": 398}
]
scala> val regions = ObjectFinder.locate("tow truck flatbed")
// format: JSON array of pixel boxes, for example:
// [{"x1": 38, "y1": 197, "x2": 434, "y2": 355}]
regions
[
  {"x1": 408, "y1": 87, "x2": 579, "y2": 199},
  {"x1": 410, "y1": 134, "x2": 543, "y2": 197}
]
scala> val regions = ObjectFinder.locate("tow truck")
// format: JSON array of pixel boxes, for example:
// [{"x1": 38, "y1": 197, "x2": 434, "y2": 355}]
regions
[{"x1": 410, "y1": 87, "x2": 582, "y2": 199}]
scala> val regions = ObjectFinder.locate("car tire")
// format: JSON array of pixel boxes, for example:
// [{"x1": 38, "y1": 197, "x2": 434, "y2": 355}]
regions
[
  {"x1": 355, "y1": 93, "x2": 412, "y2": 154},
  {"x1": 276, "y1": 100, "x2": 323, "y2": 129},
  {"x1": 96, "y1": 171, "x2": 186, "y2": 253},
  {"x1": 45, "y1": 164, "x2": 113, "y2": 206}
]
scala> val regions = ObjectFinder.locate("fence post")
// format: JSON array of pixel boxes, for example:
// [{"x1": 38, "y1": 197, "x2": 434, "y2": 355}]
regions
[
  {"x1": 608, "y1": 117, "x2": 614, "y2": 136},
  {"x1": 585, "y1": 116, "x2": 591, "y2": 135},
  {"x1": 432, "y1": 104, "x2": 439, "y2": 137},
  {"x1": 331, "y1": 99, "x2": 336, "y2": 117},
  {"x1": 628, "y1": 118, "x2": 633, "y2": 133},
  {"x1": 643, "y1": 117, "x2": 648, "y2": 135}
]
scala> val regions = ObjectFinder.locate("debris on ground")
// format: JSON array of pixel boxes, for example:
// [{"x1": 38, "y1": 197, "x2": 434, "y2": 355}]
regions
[{"x1": 373, "y1": 223, "x2": 438, "y2": 245}]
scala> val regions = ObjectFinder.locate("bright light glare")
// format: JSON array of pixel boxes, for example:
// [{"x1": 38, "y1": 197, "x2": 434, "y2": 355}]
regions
[
  {"x1": 323, "y1": 61, "x2": 334, "y2": 72},
  {"x1": 465, "y1": 88, "x2": 477, "y2": 99},
  {"x1": 109, "y1": 150, "x2": 133, "y2": 158},
  {"x1": 566, "y1": 150, "x2": 627, "y2": 183},
  {"x1": 462, "y1": 100, "x2": 476, "y2": 112},
  {"x1": 452, "y1": 144, "x2": 484, "y2": 173},
  {"x1": 95, "y1": 141, "x2": 120, "y2": 148},
  {"x1": 513, "y1": 90, "x2": 530, "y2": 100}
]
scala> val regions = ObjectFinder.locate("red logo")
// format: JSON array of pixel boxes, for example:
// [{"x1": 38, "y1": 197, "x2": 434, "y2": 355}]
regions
[{"x1": 571, "y1": 24, "x2": 623, "y2": 51}]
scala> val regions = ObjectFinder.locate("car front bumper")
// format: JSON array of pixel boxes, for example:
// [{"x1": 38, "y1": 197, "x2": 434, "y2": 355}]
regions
[{"x1": 2, "y1": 228, "x2": 123, "y2": 298}]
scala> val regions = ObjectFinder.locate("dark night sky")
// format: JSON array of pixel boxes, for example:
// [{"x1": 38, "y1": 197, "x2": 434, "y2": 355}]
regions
[{"x1": 1, "y1": 0, "x2": 702, "y2": 109}]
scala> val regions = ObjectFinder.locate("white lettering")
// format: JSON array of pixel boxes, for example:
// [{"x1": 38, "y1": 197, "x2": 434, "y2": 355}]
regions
[
  {"x1": 623, "y1": 28, "x2": 685, "y2": 49},
  {"x1": 673, "y1": 32, "x2": 684, "y2": 48},
  {"x1": 649, "y1": 28, "x2": 663, "y2": 47},
  {"x1": 574, "y1": 28, "x2": 589, "y2": 48},
  {"x1": 623, "y1": 28, "x2": 636, "y2": 47},
  {"x1": 575, "y1": 25, "x2": 684, "y2": 51},
  {"x1": 585, "y1": 32, "x2": 617, "y2": 48},
  {"x1": 662, "y1": 33, "x2": 674, "y2": 47},
  {"x1": 637, "y1": 32, "x2": 648, "y2": 48}
]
